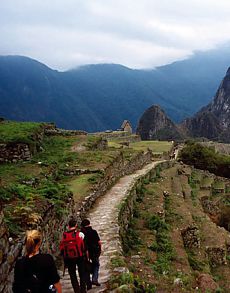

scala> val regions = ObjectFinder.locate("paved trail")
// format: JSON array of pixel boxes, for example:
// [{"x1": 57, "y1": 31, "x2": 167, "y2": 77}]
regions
[{"x1": 61, "y1": 160, "x2": 164, "y2": 292}]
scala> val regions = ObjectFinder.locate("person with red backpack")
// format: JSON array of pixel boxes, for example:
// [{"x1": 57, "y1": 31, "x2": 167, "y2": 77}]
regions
[{"x1": 60, "y1": 219, "x2": 86, "y2": 293}]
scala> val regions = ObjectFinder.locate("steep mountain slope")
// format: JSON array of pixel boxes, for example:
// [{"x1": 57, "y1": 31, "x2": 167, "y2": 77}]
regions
[
  {"x1": 136, "y1": 105, "x2": 183, "y2": 140},
  {"x1": 0, "y1": 56, "x2": 102, "y2": 130},
  {"x1": 183, "y1": 67, "x2": 230, "y2": 142},
  {"x1": 1, "y1": 44, "x2": 230, "y2": 132}
]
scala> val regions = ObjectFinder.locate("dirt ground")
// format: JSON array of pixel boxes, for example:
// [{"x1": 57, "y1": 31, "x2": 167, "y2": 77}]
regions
[{"x1": 124, "y1": 162, "x2": 230, "y2": 293}]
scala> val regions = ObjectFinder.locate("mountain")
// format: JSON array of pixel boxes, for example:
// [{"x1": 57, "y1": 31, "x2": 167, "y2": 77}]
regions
[
  {"x1": 137, "y1": 66, "x2": 230, "y2": 142},
  {"x1": 182, "y1": 67, "x2": 230, "y2": 142},
  {"x1": 136, "y1": 105, "x2": 183, "y2": 140},
  {"x1": 1, "y1": 44, "x2": 230, "y2": 132}
]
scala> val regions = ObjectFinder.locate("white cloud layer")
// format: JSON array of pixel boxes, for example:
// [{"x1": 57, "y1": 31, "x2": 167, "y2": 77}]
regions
[{"x1": 1, "y1": 0, "x2": 230, "y2": 70}]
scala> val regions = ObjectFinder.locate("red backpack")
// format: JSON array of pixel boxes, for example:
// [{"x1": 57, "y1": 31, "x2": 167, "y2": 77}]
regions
[{"x1": 60, "y1": 230, "x2": 84, "y2": 259}]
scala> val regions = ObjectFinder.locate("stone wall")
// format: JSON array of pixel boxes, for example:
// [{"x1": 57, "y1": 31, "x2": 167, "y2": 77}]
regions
[
  {"x1": 181, "y1": 225, "x2": 201, "y2": 249},
  {"x1": 0, "y1": 143, "x2": 32, "y2": 163},
  {"x1": 94, "y1": 131, "x2": 140, "y2": 141},
  {"x1": 205, "y1": 246, "x2": 226, "y2": 267},
  {"x1": 44, "y1": 127, "x2": 87, "y2": 136},
  {"x1": 0, "y1": 195, "x2": 76, "y2": 293},
  {"x1": 0, "y1": 126, "x2": 45, "y2": 164},
  {"x1": 74, "y1": 150, "x2": 153, "y2": 222},
  {"x1": 0, "y1": 211, "x2": 24, "y2": 293},
  {"x1": 117, "y1": 161, "x2": 171, "y2": 251}
]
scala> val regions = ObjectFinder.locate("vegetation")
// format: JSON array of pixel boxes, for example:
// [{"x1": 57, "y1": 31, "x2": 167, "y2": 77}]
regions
[
  {"x1": 109, "y1": 272, "x2": 157, "y2": 292},
  {"x1": 1, "y1": 121, "x2": 170, "y2": 236},
  {"x1": 147, "y1": 214, "x2": 175, "y2": 275},
  {"x1": 130, "y1": 141, "x2": 173, "y2": 154},
  {"x1": 0, "y1": 121, "x2": 44, "y2": 143},
  {"x1": 179, "y1": 141, "x2": 230, "y2": 178}
]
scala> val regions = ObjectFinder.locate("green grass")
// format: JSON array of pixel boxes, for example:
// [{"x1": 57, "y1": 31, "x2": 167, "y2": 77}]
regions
[
  {"x1": 108, "y1": 141, "x2": 121, "y2": 148},
  {"x1": 111, "y1": 256, "x2": 126, "y2": 268},
  {"x1": 212, "y1": 181, "x2": 225, "y2": 189},
  {"x1": 68, "y1": 174, "x2": 95, "y2": 201},
  {"x1": 0, "y1": 121, "x2": 44, "y2": 143},
  {"x1": 130, "y1": 141, "x2": 173, "y2": 153},
  {"x1": 33, "y1": 136, "x2": 79, "y2": 165},
  {"x1": 1, "y1": 123, "x2": 172, "y2": 239},
  {"x1": 200, "y1": 177, "x2": 214, "y2": 188},
  {"x1": 108, "y1": 139, "x2": 173, "y2": 154},
  {"x1": 187, "y1": 251, "x2": 207, "y2": 272}
]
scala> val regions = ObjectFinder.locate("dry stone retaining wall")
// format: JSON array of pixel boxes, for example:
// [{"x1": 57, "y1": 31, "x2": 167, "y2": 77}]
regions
[
  {"x1": 75, "y1": 151, "x2": 153, "y2": 222},
  {"x1": 181, "y1": 226, "x2": 201, "y2": 249},
  {"x1": 0, "y1": 143, "x2": 32, "y2": 163},
  {"x1": 0, "y1": 126, "x2": 44, "y2": 164},
  {"x1": 0, "y1": 196, "x2": 76, "y2": 293},
  {"x1": 118, "y1": 161, "x2": 171, "y2": 254}
]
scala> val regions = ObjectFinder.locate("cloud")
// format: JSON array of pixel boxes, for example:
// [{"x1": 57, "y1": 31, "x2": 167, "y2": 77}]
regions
[{"x1": 1, "y1": 0, "x2": 230, "y2": 70}]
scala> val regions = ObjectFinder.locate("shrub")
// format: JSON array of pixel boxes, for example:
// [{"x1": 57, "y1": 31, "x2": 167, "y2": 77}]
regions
[
  {"x1": 147, "y1": 215, "x2": 169, "y2": 231},
  {"x1": 179, "y1": 142, "x2": 230, "y2": 178}
]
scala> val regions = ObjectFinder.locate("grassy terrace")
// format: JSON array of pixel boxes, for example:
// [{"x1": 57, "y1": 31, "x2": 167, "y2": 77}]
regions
[
  {"x1": 0, "y1": 134, "x2": 120, "y2": 234},
  {"x1": 0, "y1": 122, "x2": 172, "y2": 235},
  {"x1": 109, "y1": 139, "x2": 173, "y2": 155},
  {"x1": 117, "y1": 164, "x2": 230, "y2": 292},
  {"x1": 0, "y1": 121, "x2": 44, "y2": 143}
]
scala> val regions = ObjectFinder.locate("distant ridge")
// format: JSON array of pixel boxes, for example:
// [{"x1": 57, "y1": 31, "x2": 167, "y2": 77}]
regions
[{"x1": 1, "y1": 44, "x2": 230, "y2": 132}]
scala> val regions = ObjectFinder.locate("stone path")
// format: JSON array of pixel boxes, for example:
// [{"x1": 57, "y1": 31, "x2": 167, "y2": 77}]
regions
[{"x1": 61, "y1": 160, "x2": 164, "y2": 292}]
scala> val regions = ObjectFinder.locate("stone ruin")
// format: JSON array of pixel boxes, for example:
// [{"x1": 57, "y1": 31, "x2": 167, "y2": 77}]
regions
[
  {"x1": 0, "y1": 143, "x2": 32, "y2": 163},
  {"x1": 181, "y1": 225, "x2": 200, "y2": 249},
  {"x1": 200, "y1": 196, "x2": 220, "y2": 216},
  {"x1": 205, "y1": 246, "x2": 226, "y2": 267}
]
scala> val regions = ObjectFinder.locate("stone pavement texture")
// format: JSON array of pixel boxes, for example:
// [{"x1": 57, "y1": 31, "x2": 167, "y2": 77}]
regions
[{"x1": 61, "y1": 160, "x2": 164, "y2": 293}]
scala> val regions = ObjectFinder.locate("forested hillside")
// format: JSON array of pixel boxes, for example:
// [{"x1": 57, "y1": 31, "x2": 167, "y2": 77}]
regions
[{"x1": 1, "y1": 44, "x2": 230, "y2": 131}]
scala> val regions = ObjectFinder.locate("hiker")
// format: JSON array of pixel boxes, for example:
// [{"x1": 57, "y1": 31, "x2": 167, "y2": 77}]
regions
[
  {"x1": 81, "y1": 219, "x2": 101, "y2": 287},
  {"x1": 60, "y1": 219, "x2": 87, "y2": 293},
  {"x1": 13, "y1": 230, "x2": 62, "y2": 293}
]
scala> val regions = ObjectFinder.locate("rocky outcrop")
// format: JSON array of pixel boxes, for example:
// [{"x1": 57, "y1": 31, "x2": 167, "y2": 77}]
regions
[
  {"x1": 136, "y1": 105, "x2": 183, "y2": 140},
  {"x1": 197, "y1": 273, "x2": 219, "y2": 293},
  {"x1": 182, "y1": 67, "x2": 230, "y2": 142}
]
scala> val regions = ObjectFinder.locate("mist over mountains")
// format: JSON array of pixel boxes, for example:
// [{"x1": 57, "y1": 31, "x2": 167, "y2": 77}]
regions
[{"x1": 1, "y1": 45, "x2": 230, "y2": 132}]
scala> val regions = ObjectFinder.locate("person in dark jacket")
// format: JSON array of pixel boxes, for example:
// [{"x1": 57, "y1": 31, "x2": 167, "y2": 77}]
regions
[
  {"x1": 81, "y1": 219, "x2": 101, "y2": 287},
  {"x1": 13, "y1": 230, "x2": 62, "y2": 293}
]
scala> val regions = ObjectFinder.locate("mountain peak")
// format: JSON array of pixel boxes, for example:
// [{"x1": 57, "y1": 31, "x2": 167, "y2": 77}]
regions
[{"x1": 136, "y1": 105, "x2": 183, "y2": 140}]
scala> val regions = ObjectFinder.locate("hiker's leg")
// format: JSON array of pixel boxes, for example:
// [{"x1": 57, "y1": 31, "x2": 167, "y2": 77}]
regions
[
  {"x1": 91, "y1": 256, "x2": 100, "y2": 283},
  {"x1": 76, "y1": 257, "x2": 87, "y2": 293},
  {"x1": 84, "y1": 260, "x2": 92, "y2": 290},
  {"x1": 67, "y1": 260, "x2": 80, "y2": 293}
]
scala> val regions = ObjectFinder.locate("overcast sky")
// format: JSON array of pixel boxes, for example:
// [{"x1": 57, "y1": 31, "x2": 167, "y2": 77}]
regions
[{"x1": 1, "y1": 0, "x2": 230, "y2": 71}]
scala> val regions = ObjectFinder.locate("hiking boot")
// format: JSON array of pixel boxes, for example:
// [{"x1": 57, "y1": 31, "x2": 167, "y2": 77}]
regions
[{"x1": 92, "y1": 281, "x2": 101, "y2": 286}]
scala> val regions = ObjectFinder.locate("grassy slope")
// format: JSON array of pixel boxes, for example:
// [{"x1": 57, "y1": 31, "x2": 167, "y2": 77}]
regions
[
  {"x1": 0, "y1": 121, "x2": 44, "y2": 143},
  {"x1": 121, "y1": 163, "x2": 230, "y2": 292}
]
